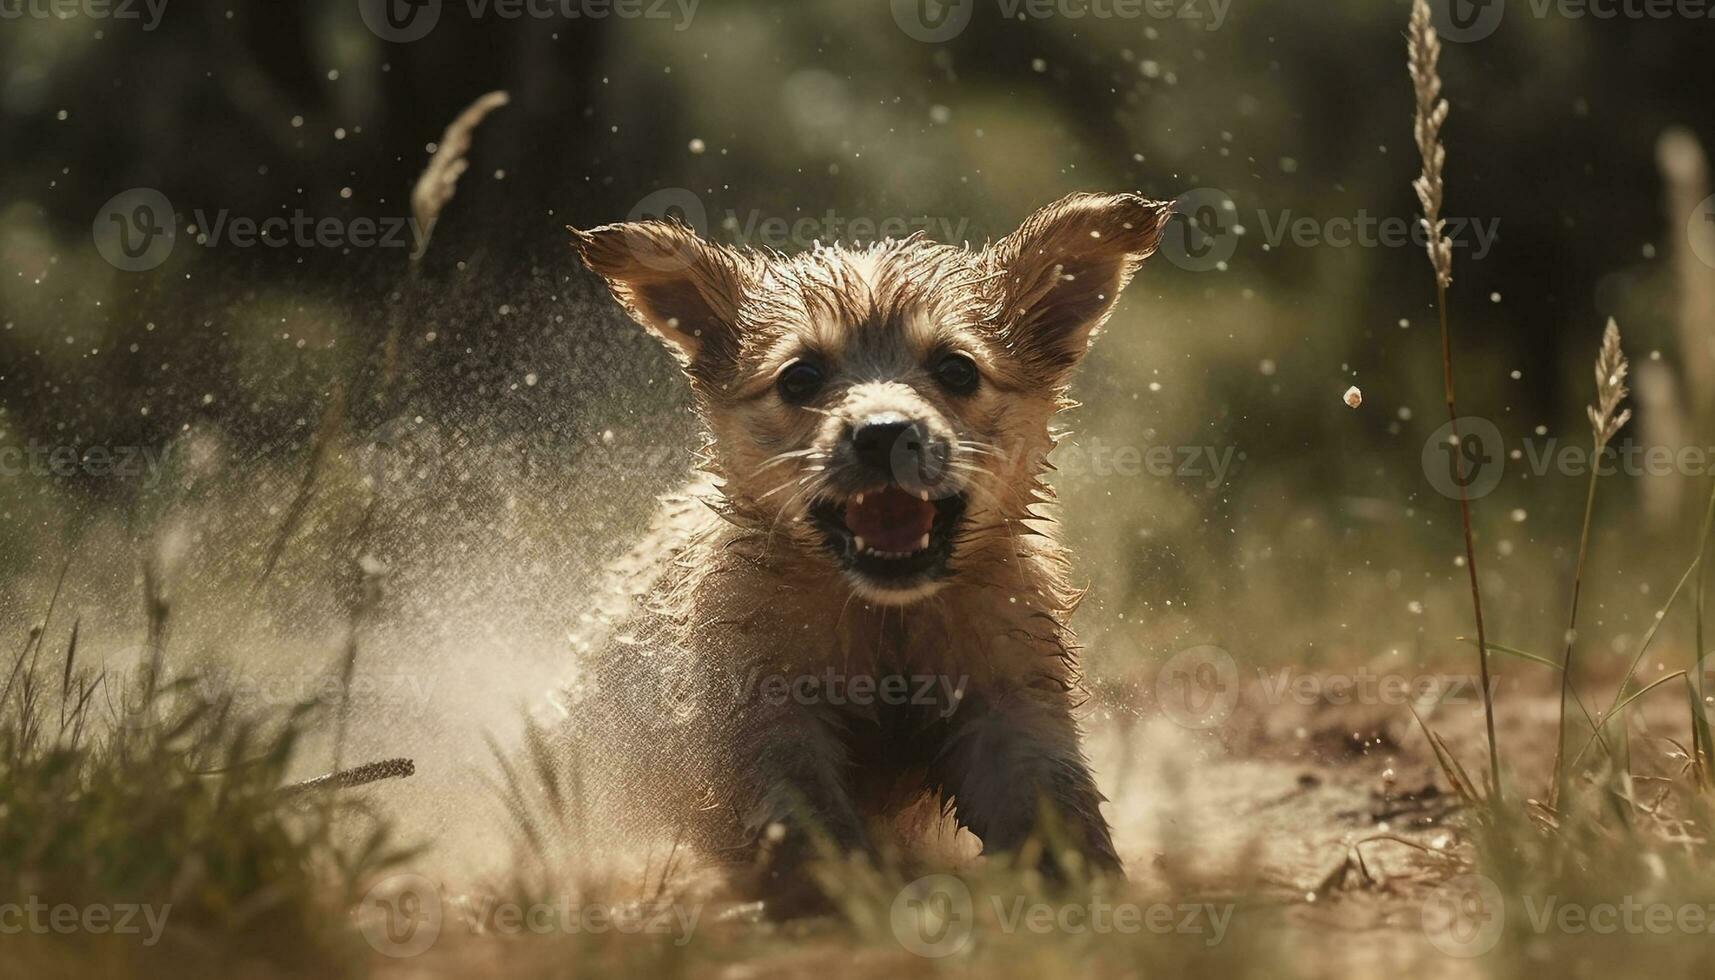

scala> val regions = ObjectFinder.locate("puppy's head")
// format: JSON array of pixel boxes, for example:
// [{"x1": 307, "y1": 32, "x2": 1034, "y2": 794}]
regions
[{"x1": 572, "y1": 192, "x2": 1171, "y2": 604}]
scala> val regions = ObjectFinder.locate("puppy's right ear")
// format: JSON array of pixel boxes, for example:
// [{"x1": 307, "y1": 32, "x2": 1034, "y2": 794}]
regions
[{"x1": 570, "y1": 220, "x2": 752, "y2": 381}]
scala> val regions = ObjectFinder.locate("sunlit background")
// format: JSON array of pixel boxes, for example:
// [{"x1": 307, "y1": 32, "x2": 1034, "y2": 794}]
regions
[{"x1": 4, "y1": 0, "x2": 1715, "y2": 865}]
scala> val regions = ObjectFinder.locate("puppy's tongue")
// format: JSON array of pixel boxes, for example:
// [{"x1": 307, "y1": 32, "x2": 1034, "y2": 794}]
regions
[{"x1": 844, "y1": 486, "x2": 935, "y2": 553}]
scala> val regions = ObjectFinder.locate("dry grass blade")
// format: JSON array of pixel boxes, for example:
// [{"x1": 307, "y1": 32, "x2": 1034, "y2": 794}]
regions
[
  {"x1": 411, "y1": 89, "x2": 512, "y2": 261},
  {"x1": 1551, "y1": 321, "x2": 1633, "y2": 808},
  {"x1": 1408, "y1": 704, "x2": 1484, "y2": 807},
  {"x1": 256, "y1": 383, "x2": 347, "y2": 586},
  {"x1": 278, "y1": 758, "x2": 417, "y2": 797},
  {"x1": 1592, "y1": 487, "x2": 1712, "y2": 763},
  {"x1": 1458, "y1": 637, "x2": 1562, "y2": 670},
  {"x1": 1698, "y1": 481, "x2": 1715, "y2": 716},
  {"x1": 1686, "y1": 676, "x2": 1714, "y2": 787},
  {"x1": 1569, "y1": 672, "x2": 1689, "y2": 771},
  {"x1": 3, "y1": 560, "x2": 70, "y2": 710},
  {"x1": 1408, "y1": 0, "x2": 1500, "y2": 803}
]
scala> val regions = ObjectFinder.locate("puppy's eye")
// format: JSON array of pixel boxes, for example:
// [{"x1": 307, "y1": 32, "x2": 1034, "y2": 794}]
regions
[
  {"x1": 777, "y1": 359, "x2": 826, "y2": 404},
  {"x1": 932, "y1": 352, "x2": 980, "y2": 395}
]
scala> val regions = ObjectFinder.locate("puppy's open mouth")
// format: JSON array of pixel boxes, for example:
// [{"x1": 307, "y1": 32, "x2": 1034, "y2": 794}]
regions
[{"x1": 808, "y1": 486, "x2": 966, "y2": 589}]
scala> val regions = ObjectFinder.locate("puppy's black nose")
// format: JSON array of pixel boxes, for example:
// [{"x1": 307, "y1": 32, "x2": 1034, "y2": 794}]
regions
[{"x1": 851, "y1": 416, "x2": 924, "y2": 478}]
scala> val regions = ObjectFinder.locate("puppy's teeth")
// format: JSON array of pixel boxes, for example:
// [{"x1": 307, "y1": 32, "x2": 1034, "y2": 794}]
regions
[
  {"x1": 853, "y1": 535, "x2": 866, "y2": 552},
  {"x1": 918, "y1": 490, "x2": 930, "y2": 501},
  {"x1": 855, "y1": 492, "x2": 865, "y2": 506},
  {"x1": 917, "y1": 534, "x2": 931, "y2": 551}
]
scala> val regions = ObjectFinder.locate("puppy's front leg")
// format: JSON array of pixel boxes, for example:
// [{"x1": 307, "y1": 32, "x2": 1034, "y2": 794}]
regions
[
  {"x1": 932, "y1": 690, "x2": 1121, "y2": 877},
  {"x1": 730, "y1": 698, "x2": 870, "y2": 906}
]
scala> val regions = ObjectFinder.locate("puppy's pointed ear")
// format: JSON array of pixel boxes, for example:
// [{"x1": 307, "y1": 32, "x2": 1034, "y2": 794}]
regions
[
  {"x1": 986, "y1": 192, "x2": 1173, "y2": 380},
  {"x1": 570, "y1": 220, "x2": 752, "y2": 382}
]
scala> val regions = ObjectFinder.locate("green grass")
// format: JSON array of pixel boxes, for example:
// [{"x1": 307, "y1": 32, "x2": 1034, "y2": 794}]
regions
[{"x1": 0, "y1": 584, "x2": 419, "y2": 979}]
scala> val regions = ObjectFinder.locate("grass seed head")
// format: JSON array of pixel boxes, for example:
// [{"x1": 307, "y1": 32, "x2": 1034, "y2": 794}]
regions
[{"x1": 1588, "y1": 317, "x2": 1632, "y2": 449}]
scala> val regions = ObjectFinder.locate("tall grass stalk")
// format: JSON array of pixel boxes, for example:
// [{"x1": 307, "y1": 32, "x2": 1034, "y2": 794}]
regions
[
  {"x1": 1550, "y1": 320, "x2": 1632, "y2": 807},
  {"x1": 1409, "y1": 0, "x2": 1501, "y2": 803},
  {"x1": 1693, "y1": 480, "x2": 1715, "y2": 785},
  {"x1": 1700, "y1": 479, "x2": 1713, "y2": 711}
]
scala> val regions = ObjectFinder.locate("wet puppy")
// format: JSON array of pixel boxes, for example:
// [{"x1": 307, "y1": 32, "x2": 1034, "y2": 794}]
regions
[{"x1": 561, "y1": 192, "x2": 1172, "y2": 907}]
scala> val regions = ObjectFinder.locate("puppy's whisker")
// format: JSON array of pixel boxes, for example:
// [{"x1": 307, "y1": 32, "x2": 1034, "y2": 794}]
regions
[
  {"x1": 754, "y1": 448, "x2": 823, "y2": 474},
  {"x1": 756, "y1": 473, "x2": 814, "y2": 502},
  {"x1": 765, "y1": 481, "x2": 823, "y2": 550}
]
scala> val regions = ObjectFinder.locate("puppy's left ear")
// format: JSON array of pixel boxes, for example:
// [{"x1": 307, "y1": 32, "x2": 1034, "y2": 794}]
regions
[
  {"x1": 570, "y1": 220, "x2": 753, "y2": 388},
  {"x1": 986, "y1": 192, "x2": 1173, "y2": 379}
]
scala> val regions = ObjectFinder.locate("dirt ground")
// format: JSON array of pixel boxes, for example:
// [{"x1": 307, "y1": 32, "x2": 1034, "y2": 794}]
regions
[{"x1": 355, "y1": 665, "x2": 1672, "y2": 980}]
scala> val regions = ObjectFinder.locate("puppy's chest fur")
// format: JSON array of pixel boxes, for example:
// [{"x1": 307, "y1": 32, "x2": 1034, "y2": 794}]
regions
[{"x1": 573, "y1": 481, "x2": 1083, "y2": 823}]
